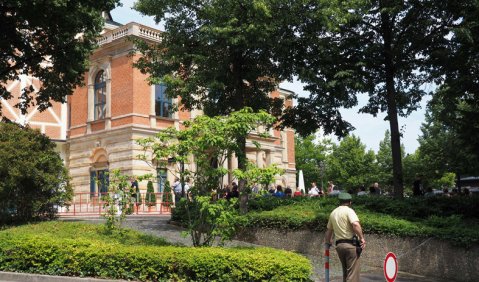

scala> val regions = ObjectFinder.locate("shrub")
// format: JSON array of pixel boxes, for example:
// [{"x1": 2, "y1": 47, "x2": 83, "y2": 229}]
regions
[
  {"x1": 0, "y1": 122, "x2": 72, "y2": 224},
  {"x1": 0, "y1": 222, "x2": 312, "y2": 281},
  {"x1": 161, "y1": 181, "x2": 173, "y2": 207},
  {"x1": 145, "y1": 181, "x2": 156, "y2": 206},
  {"x1": 244, "y1": 196, "x2": 479, "y2": 247}
]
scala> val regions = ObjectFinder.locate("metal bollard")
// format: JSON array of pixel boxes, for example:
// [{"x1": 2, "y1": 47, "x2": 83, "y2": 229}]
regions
[{"x1": 325, "y1": 243, "x2": 331, "y2": 282}]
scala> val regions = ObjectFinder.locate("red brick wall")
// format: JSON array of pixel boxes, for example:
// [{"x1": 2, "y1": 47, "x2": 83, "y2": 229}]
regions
[
  {"x1": 111, "y1": 55, "x2": 134, "y2": 118},
  {"x1": 69, "y1": 73, "x2": 88, "y2": 129},
  {"x1": 132, "y1": 54, "x2": 151, "y2": 117}
]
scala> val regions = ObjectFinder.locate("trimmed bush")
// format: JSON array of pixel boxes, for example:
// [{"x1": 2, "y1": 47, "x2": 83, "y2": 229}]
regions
[
  {"x1": 244, "y1": 196, "x2": 479, "y2": 247},
  {"x1": 145, "y1": 180, "x2": 156, "y2": 206},
  {"x1": 161, "y1": 181, "x2": 173, "y2": 207},
  {"x1": 0, "y1": 222, "x2": 312, "y2": 281}
]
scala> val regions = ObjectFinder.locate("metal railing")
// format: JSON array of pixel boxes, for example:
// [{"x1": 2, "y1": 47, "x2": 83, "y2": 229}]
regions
[{"x1": 57, "y1": 192, "x2": 173, "y2": 216}]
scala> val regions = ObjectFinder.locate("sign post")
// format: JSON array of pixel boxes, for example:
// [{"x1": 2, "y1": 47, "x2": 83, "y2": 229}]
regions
[
  {"x1": 384, "y1": 252, "x2": 398, "y2": 282},
  {"x1": 324, "y1": 243, "x2": 331, "y2": 282}
]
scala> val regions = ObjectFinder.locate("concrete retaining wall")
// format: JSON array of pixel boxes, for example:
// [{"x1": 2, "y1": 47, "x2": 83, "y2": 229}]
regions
[{"x1": 237, "y1": 228, "x2": 479, "y2": 282}]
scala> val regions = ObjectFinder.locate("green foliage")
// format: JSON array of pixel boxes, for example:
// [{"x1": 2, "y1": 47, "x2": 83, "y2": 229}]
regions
[
  {"x1": 245, "y1": 196, "x2": 479, "y2": 247},
  {"x1": 0, "y1": 0, "x2": 120, "y2": 113},
  {"x1": 432, "y1": 172, "x2": 456, "y2": 189},
  {"x1": 0, "y1": 221, "x2": 312, "y2": 281},
  {"x1": 138, "y1": 108, "x2": 275, "y2": 196},
  {"x1": 283, "y1": 0, "x2": 466, "y2": 197},
  {"x1": 430, "y1": 2, "x2": 479, "y2": 160},
  {"x1": 376, "y1": 130, "x2": 406, "y2": 189},
  {"x1": 133, "y1": 0, "x2": 294, "y2": 118},
  {"x1": 418, "y1": 101, "x2": 479, "y2": 181},
  {"x1": 174, "y1": 197, "x2": 246, "y2": 247},
  {"x1": 161, "y1": 181, "x2": 173, "y2": 207},
  {"x1": 139, "y1": 108, "x2": 277, "y2": 246},
  {"x1": 233, "y1": 162, "x2": 284, "y2": 190},
  {"x1": 145, "y1": 181, "x2": 156, "y2": 207},
  {"x1": 294, "y1": 135, "x2": 332, "y2": 190},
  {"x1": 101, "y1": 170, "x2": 136, "y2": 232},
  {"x1": 0, "y1": 123, "x2": 72, "y2": 224},
  {"x1": 325, "y1": 135, "x2": 377, "y2": 191}
]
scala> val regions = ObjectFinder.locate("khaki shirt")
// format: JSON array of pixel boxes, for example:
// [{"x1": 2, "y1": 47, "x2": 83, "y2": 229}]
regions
[{"x1": 327, "y1": 206, "x2": 359, "y2": 240}]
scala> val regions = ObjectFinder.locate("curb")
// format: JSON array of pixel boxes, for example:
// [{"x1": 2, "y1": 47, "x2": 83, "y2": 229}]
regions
[{"x1": 0, "y1": 271, "x2": 129, "y2": 282}]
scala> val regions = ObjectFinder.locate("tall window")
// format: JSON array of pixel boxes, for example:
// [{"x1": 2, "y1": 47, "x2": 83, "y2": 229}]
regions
[
  {"x1": 155, "y1": 84, "x2": 172, "y2": 118},
  {"x1": 157, "y1": 168, "x2": 167, "y2": 192},
  {"x1": 94, "y1": 70, "x2": 106, "y2": 120},
  {"x1": 90, "y1": 169, "x2": 109, "y2": 196}
]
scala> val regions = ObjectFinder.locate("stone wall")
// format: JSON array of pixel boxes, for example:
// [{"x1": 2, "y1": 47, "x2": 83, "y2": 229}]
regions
[{"x1": 237, "y1": 228, "x2": 479, "y2": 282}]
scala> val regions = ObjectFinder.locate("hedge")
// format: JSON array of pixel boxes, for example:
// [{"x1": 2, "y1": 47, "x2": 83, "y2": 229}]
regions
[
  {"x1": 0, "y1": 222, "x2": 312, "y2": 281},
  {"x1": 244, "y1": 196, "x2": 479, "y2": 247}
]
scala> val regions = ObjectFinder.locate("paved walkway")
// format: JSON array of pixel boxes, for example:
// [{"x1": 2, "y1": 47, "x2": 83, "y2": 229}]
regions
[{"x1": 0, "y1": 216, "x2": 448, "y2": 282}]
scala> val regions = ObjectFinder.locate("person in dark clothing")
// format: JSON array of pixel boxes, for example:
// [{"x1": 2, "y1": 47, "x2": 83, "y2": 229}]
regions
[
  {"x1": 229, "y1": 183, "x2": 239, "y2": 199},
  {"x1": 413, "y1": 175, "x2": 423, "y2": 196},
  {"x1": 273, "y1": 185, "x2": 285, "y2": 198},
  {"x1": 284, "y1": 186, "x2": 293, "y2": 198}
]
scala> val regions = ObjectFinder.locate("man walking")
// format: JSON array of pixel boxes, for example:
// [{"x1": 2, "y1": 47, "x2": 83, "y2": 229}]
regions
[{"x1": 324, "y1": 193, "x2": 366, "y2": 282}]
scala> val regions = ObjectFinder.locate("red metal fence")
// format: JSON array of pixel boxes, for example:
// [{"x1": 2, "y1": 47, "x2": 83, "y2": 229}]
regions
[{"x1": 57, "y1": 192, "x2": 173, "y2": 216}]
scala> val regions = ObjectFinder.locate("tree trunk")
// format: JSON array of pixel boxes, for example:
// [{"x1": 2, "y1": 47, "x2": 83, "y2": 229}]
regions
[
  {"x1": 237, "y1": 136, "x2": 248, "y2": 213},
  {"x1": 381, "y1": 2, "x2": 404, "y2": 197}
]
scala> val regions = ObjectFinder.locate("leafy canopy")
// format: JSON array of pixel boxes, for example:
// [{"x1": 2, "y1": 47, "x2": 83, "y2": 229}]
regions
[
  {"x1": 0, "y1": 0, "x2": 119, "y2": 114},
  {"x1": 133, "y1": 0, "x2": 299, "y2": 117}
]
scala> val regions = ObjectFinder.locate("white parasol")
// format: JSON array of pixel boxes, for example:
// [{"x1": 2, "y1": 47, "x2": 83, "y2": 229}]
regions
[{"x1": 298, "y1": 170, "x2": 305, "y2": 193}]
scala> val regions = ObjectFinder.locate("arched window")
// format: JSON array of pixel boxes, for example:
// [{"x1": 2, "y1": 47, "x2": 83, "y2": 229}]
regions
[{"x1": 94, "y1": 70, "x2": 106, "y2": 120}]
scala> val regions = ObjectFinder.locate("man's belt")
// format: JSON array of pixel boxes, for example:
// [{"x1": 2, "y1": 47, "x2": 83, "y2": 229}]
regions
[{"x1": 335, "y1": 239, "x2": 354, "y2": 246}]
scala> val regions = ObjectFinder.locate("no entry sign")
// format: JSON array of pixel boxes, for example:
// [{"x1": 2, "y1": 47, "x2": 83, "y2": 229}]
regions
[{"x1": 384, "y1": 252, "x2": 398, "y2": 282}]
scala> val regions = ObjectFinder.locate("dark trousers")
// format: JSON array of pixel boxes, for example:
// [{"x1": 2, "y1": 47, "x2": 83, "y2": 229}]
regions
[
  {"x1": 336, "y1": 243, "x2": 360, "y2": 282},
  {"x1": 175, "y1": 192, "x2": 182, "y2": 204}
]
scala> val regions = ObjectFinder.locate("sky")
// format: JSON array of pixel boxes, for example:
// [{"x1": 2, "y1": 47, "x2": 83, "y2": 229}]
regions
[{"x1": 111, "y1": 1, "x2": 429, "y2": 154}]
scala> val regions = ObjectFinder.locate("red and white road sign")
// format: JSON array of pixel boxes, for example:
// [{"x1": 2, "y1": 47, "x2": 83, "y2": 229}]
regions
[{"x1": 384, "y1": 252, "x2": 398, "y2": 282}]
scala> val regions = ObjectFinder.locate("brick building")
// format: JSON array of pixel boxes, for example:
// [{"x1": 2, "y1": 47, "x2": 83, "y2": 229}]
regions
[{"x1": 1, "y1": 17, "x2": 296, "y2": 196}]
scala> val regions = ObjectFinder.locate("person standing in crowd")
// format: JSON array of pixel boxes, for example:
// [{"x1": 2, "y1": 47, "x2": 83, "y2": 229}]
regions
[
  {"x1": 413, "y1": 175, "x2": 423, "y2": 196},
  {"x1": 327, "y1": 181, "x2": 335, "y2": 194},
  {"x1": 229, "y1": 182, "x2": 239, "y2": 199},
  {"x1": 324, "y1": 193, "x2": 366, "y2": 282},
  {"x1": 284, "y1": 186, "x2": 293, "y2": 198},
  {"x1": 273, "y1": 185, "x2": 285, "y2": 198},
  {"x1": 308, "y1": 182, "x2": 320, "y2": 197},
  {"x1": 294, "y1": 187, "x2": 303, "y2": 197},
  {"x1": 173, "y1": 177, "x2": 182, "y2": 204},
  {"x1": 357, "y1": 185, "x2": 367, "y2": 196},
  {"x1": 373, "y1": 182, "x2": 381, "y2": 195}
]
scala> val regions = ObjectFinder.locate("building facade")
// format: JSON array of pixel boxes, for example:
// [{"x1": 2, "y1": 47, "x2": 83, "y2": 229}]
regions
[{"x1": 1, "y1": 19, "x2": 296, "y2": 196}]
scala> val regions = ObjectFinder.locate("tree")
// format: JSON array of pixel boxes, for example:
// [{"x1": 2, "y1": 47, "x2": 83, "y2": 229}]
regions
[
  {"x1": 430, "y1": 1, "x2": 479, "y2": 159},
  {"x1": 137, "y1": 108, "x2": 275, "y2": 212},
  {"x1": 0, "y1": 122, "x2": 72, "y2": 223},
  {"x1": 417, "y1": 103, "x2": 479, "y2": 186},
  {"x1": 133, "y1": 0, "x2": 300, "y2": 195},
  {"x1": 0, "y1": 0, "x2": 119, "y2": 114},
  {"x1": 139, "y1": 109, "x2": 274, "y2": 245},
  {"x1": 295, "y1": 135, "x2": 332, "y2": 191},
  {"x1": 402, "y1": 150, "x2": 423, "y2": 191},
  {"x1": 325, "y1": 135, "x2": 377, "y2": 192},
  {"x1": 283, "y1": 0, "x2": 462, "y2": 197},
  {"x1": 376, "y1": 130, "x2": 405, "y2": 189}
]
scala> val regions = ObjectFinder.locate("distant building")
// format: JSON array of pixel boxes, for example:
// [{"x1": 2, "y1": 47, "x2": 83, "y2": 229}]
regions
[{"x1": 1, "y1": 15, "x2": 296, "y2": 196}]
